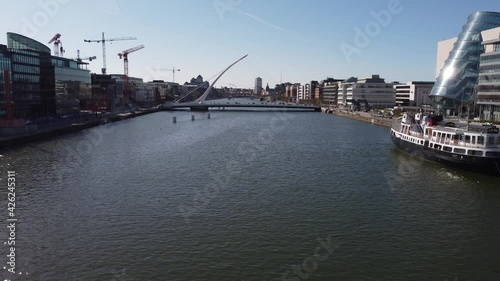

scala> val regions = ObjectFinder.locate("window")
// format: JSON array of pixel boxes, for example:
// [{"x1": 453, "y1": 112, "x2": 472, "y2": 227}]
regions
[
  {"x1": 467, "y1": 150, "x2": 482, "y2": 156},
  {"x1": 478, "y1": 136, "x2": 484, "y2": 145},
  {"x1": 454, "y1": 148, "x2": 466, "y2": 154},
  {"x1": 486, "y1": 151, "x2": 498, "y2": 157},
  {"x1": 471, "y1": 136, "x2": 476, "y2": 145},
  {"x1": 488, "y1": 137, "x2": 495, "y2": 145},
  {"x1": 465, "y1": 135, "x2": 471, "y2": 143}
]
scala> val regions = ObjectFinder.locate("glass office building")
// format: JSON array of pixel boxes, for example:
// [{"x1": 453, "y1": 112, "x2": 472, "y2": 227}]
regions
[
  {"x1": 430, "y1": 12, "x2": 500, "y2": 111},
  {"x1": 0, "y1": 45, "x2": 12, "y2": 117},
  {"x1": 6, "y1": 32, "x2": 52, "y2": 118},
  {"x1": 1, "y1": 33, "x2": 91, "y2": 118},
  {"x1": 52, "y1": 57, "x2": 92, "y2": 114}
]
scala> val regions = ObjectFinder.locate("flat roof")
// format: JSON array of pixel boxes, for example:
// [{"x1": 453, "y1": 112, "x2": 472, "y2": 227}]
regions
[{"x1": 482, "y1": 38, "x2": 500, "y2": 45}]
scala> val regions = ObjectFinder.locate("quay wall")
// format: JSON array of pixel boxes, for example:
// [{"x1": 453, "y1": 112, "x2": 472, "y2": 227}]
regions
[
  {"x1": 323, "y1": 108, "x2": 392, "y2": 128},
  {"x1": 0, "y1": 108, "x2": 160, "y2": 149}
]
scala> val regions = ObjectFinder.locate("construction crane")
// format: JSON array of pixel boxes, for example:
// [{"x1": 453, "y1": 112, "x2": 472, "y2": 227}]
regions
[
  {"x1": 71, "y1": 50, "x2": 97, "y2": 63},
  {"x1": 48, "y1": 33, "x2": 64, "y2": 57},
  {"x1": 160, "y1": 67, "x2": 181, "y2": 83},
  {"x1": 84, "y1": 32, "x2": 136, "y2": 75},
  {"x1": 118, "y1": 45, "x2": 145, "y2": 101}
]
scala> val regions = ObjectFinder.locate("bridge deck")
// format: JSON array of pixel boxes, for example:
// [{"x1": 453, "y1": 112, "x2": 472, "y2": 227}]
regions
[{"x1": 162, "y1": 102, "x2": 321, "y2": 111}]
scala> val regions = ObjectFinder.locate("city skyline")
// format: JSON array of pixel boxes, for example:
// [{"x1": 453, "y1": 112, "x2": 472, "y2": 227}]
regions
[{"x1": 1, "y1": 0, "x2": 499, "y2": 88}]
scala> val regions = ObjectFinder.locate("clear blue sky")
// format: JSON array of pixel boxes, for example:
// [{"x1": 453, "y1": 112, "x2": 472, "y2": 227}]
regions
[{"x1": 1, "y1": 0, "x2": 499, "y2": 88}]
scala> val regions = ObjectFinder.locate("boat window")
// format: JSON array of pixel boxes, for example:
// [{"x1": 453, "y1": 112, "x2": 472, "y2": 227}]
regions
[
  {"x1": 477, "y1": 136, "x2": 484, "y2": 145},
  {"x1": 467, "y1": 150, "x2": 483, "y2": 156},
  {"x1": 497, "y1": 137, "x2": 500, "y2": 145},
  {"x1": 453, "y1": 135, "x2": 459, "y2": 140},
  {"x1": 454, "y1": 148, "x2": 466, "y2": 154},
  {"x1": 443, "y1": 146, "x2": 453, "y2": 152},
  {"x1": 486, "y1": 151, "x2": 498, "y2": 157},
  {"x1": 465, "y1": 135, "x2": 471, "y2": 143},
  {"x1": 425, "y1": 129, "x2": 428, "y2": 135},
  {"x1": 433, "y1": 132, "x2": 436, "y2": 137},
  {"x1": 471, "y1": 136, "x2": 476, "y2": 145},
  {"x1": 488, "y1": 136, "x2": 495, "y2": 145}
]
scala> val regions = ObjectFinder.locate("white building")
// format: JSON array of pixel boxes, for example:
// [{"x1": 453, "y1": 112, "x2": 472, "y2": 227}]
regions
[
  {"x1": 478, "y1": 26, "x2": 500, "y2": 121},
  {"x1": 338, "y1": 75, "x2": 396, "y2": 108},
  {"x1": 435, "y1": 37, "x2": 458, "y2": 79},
  {"x1": 394, "y1": 81, "x2": 434, "y2": 107}
]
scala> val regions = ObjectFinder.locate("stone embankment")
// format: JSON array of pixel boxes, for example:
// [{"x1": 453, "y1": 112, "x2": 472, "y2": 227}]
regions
[
  {"x1": 322, "y1": 107, "x2": 392, "y2": 128},
  {"x1": 0, "y1": 108, "x2": 159, "y2": 149}
]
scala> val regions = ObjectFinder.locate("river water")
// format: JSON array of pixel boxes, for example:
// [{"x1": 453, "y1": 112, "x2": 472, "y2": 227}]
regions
[{"x1": 0, "y1": 106, "x2": 499, "y2": 281}]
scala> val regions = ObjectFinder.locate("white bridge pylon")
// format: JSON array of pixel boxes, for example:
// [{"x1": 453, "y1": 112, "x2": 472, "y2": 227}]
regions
[{"x1": 193, "y1": 54, "x2": 248, "y2": 104}]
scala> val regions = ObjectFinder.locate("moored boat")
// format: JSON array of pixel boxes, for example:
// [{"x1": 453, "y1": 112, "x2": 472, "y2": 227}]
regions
[{"x1": 390, "y1": 113, "x2": 500, "y2": 176}]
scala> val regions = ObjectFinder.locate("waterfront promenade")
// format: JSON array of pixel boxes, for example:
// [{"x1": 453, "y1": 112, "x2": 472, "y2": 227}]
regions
[
  {"x1": 322, "y1": 107, "x2": 392, "y2": 128},
  {"x1": 0, "y1": 108, "x2": 159, "y2": 149}
]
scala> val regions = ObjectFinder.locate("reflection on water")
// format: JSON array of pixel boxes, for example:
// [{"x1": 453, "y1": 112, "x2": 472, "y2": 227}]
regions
[{"x1": 0, "y1": 111, "x2": 499, "y2": 281}]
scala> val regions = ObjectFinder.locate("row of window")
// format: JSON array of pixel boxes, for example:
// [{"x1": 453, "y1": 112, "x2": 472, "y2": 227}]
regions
[
  {"x1": 400, "y1": 134, "x2": 425, "y2": 145},
  {"x1": 12, "y1": 74, "x2": 39, "y2": 83},
  {"x1": 13, "y1": 64, "x2": 40, "y2": 74},
  {"x1": 430, "y1": 142, "x2": 491, "y2": 156},
  {"x1": 12, "y1": 83, "x2": 40, "y2": 93},
  {"x1": 478, "y1": 74, "x2": 500, "y2": 82},
  {"x1": 11, "y1": 54, "x2": 40, "y2": 65},
  {"x1": 479, "y1": 64, "x2": 500, "y2": 73},
  {"x1": 476, "y1": 87, "x2": 500, "y2": 93},
  {"x1": 431, "y1": 130, "x2": 500, "y2": 146},
  {"x1": 481, "y1": 52, "x2": 500, "y2": 63},
  {"x1": 0, "y1": 54, "x2": 11, "y2": 68},
  {"x1": 12, "y1": 93, "x2": 41, "y2": 102}
]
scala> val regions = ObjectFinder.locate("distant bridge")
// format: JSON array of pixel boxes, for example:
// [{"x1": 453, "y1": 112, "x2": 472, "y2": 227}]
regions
[
  {"x1": 160, "y1": 54, "x2": 320, "y2": 112},
  {"x1": 162, "y1": 101, "x2": 321, "y2": 112}
]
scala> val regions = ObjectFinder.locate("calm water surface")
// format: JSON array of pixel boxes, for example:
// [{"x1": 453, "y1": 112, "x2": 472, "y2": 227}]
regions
[{"x1": 0, "y1": 108, "x2": 499, "y2": 281}]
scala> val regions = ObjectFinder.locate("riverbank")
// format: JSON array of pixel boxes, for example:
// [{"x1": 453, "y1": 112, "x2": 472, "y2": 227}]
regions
[
  {"x1": 0, "y1": 107, "x2": 160, "y2": 149},
  {"x1": 322, "y1": 107, "x2": 392, "y2": 128}
]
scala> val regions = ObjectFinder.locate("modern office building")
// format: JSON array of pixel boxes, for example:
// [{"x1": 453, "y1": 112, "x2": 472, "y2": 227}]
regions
[
  {"x1": 91, "y1": 74, "x2": 121, "y2": 112},
  {"x1": 52, "y1": 56, "x2": 92, "y2": 114},
  {"x1": 0, "y1": 45, "x2": 12, "y2": 117},
  {"x1": 1, "y1": 32, "x2": 91, "y2": 119},
  {"x1": 254, "y1": 77, "x2": 262, "y2": 95},
  {"x1": 338, "y1": 75, "x2": 396, "y2": 108},
  {"x1": 431, "y1": 11, "x2": 500, "y2": 111},
  {"x1": 337, "y1": 77, "x2": 357, "y2": 106},
  {"x1": 1, "y1": 32, "x2": 53, "y2": 118},
  {"x1": 309, "y1": 80, "x2": 319, "y2": 100},
  {"x1": 478, "y1": 26, "x2": 500, "y2": 121},
  {"x1": 395, "y1": 81, "x2": 434, "y2": 107},
  {"x1": 320, "y1": 78, "x2": 343, "y2": 105}
]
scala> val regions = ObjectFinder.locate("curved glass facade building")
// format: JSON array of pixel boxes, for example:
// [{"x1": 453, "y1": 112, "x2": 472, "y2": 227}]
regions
[{"x1": 430, "y1": 12, "x2": 500, "y2": 110}]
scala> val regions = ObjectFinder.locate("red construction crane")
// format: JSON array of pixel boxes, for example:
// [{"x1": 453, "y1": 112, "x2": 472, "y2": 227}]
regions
[
  {"x1": 84, "y1": 32, "x2": 136, "y2": 75},
  {"x1": 48, "y1": 33, "x2": 62, "y2": 56},
  {"x1": 118, "y1": 44, "x2": 145, "y2": 100}
]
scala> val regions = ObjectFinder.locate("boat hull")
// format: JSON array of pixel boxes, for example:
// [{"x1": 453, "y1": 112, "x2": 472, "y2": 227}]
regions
[{"x1": 390, "y1": 133, "x2": 500, "y2": 176}]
